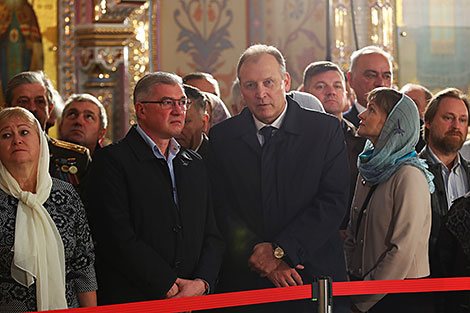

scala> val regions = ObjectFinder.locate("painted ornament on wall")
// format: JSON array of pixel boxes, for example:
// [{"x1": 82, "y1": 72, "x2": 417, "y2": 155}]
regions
[{"x1": 174, "y1": 0, "x2": 233, "y2": 73}]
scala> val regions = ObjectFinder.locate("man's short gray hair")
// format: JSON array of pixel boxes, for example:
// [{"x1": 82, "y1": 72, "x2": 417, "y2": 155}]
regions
[
  {"x1": 133, "y1": 72, "x2": 183, "y2": 105},
  {"x1": 349, "y1": 46, "x2": 393, "y2": 74},
  {"x1": 5, "y1": 71, "x2": 54, "y2": 109},
  {"x1": 237, "y1": 44, "x2": 287, "y2": 79},
  {"x1": 63, "y1": 93, "x2": 108, "y2": 129}
]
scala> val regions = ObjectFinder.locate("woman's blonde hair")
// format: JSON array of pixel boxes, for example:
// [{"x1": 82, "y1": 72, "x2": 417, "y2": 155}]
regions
[{"x1": 0, "y1": 107, "x2": 41, "y2": 137}]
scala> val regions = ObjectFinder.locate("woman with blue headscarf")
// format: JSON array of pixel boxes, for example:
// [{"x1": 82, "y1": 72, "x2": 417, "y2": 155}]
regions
[{"x1": 344, "y1": 87, "x2": 435, "y2": 313}]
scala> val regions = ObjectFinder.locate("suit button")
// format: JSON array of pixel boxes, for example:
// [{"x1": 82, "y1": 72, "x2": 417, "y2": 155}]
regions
[
  {"x1": 175, "y1": 261, "x2": 181, "y2": 268},
  {"x1": 362, "y1": 179, "x2": 366, "y2": 185},
  {"x1": 173, "y1": 225, "x2": 182, "y2": 232},
  {"x1": 358, "y1": 268, "x2": 362, "y2": 274}
]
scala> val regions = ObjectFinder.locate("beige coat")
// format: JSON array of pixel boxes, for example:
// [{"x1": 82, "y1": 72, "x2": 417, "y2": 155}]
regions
[{"x1": 344, "y1": 165, "x2": 431, "y2": 312}]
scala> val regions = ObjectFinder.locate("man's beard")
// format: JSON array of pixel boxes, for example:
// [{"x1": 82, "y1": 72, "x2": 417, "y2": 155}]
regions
[{"x1": 430, "y1": 130, "x2": 465, "y2": 155}]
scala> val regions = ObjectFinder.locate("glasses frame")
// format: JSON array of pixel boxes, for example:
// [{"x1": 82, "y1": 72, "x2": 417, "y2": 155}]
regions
[{"x1": 140, "y1": 97, "x2": 191, "y2": 111}]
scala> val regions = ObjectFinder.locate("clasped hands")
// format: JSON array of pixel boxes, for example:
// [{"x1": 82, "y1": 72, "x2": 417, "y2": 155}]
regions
[
  {"x1": 166, "y1": 277, "x2": 206, "y2": 299},
  {"x1": 248, "y1": 242, "x2": 304, "y2": 287}
]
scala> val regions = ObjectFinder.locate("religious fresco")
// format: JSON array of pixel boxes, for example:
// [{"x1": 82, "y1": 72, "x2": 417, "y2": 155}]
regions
[
  {"x1": 0, "y1": 0, "x2": 44, "y2": 105},
  {"x1": 157, "y1": 0, "x2": 327, "y2": 102},
  {"x1": 158, "y1": 0, "x2": 243, "y2": 101},
  {"x1": 247, "y1": 0, "x2": 327, "y2": 89},
  {"x1": 174, "y1": 0, "x2": 234, "y2": 73}
]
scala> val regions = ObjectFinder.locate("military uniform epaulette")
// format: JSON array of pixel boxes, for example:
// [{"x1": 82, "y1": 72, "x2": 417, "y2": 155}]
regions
[
  {"x1": 47, "y1": 135, "x2": 91, "y2": 199},
  {"x1": 49, "y1": 137, "x2": 89, "y2": 154}
]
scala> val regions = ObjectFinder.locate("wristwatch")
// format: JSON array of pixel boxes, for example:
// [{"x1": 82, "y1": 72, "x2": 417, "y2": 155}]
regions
[{"x1": 272, "y1": 244, "x2": 285, "y2": 259}]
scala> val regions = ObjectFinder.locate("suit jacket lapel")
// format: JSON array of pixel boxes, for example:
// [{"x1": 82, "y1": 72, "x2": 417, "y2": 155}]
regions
[
  {"x1": 238, "y1": 108, "x2": 262, "y2": 155},
  {"x1": 126, "y1": 125, "x2": 158, "y2": 162},
  {"x1": 275, "y1": 98, "x2": 303, "y2": 199}
]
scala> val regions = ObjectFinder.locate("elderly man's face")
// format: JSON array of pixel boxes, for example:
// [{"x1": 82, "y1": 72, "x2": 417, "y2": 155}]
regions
[
  {"x1": 305, "y1": 70, "x2": 348, "y2": 119},
  {"x1": 136, "y1": 83, "x2": 186, "y2": 141},
  {"x1": 349, "y1": 53, "x2": 392, "y2": 107},
  {"x1": 239, "y1": 54, "x2": 290, "y2": 125},
  {"x1": 10, "y1": 83, "x2": 50, "y2": 130},
  {"x1": 176, "y1": 101, "x2": 207, "y2": 150},
  {"x1": 59, "y1": 101, "x2": 105, "y2": 154}
]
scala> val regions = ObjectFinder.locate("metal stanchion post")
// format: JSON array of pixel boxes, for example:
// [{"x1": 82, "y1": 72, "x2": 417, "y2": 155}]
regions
[{"x1": 312, "y1": 276, "x2": 332, "y2": 313}]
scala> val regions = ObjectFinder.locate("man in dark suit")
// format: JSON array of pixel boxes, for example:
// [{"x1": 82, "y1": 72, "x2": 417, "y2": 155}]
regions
[
  {"x1": 87, "y1": 72, "x2": 224, "y2": 305},
  {"x1": 303, "y1": 61, "x2": 366, "y2": 233},
  {"x1": 419, "y1": 88, "x2": 470, "y2": 313},
  {"x1": 208, "y1": 44, "x2": 350, "y2": 313},
  {"x1": 400, "y1": 83, "x2": 433, "y2": 153},
  {"x1": 176, "y1": 84, "x2": 210, "y2": 158},
  {"x1": 344, "y1": 46, "x2": 393, "y2": 127}
]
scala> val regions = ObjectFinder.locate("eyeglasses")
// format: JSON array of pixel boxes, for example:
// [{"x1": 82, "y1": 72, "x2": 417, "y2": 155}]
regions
[{"x1": 141, "y1": 98, "x2": 192, "y2": 111}]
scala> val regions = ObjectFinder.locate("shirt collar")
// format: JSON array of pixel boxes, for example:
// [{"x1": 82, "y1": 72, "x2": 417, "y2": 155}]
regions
[
  {"x1": 355, "y1": 101, "x2": 367, "y2": 114},
  {"x1": 136, "y1": 124, "x2": 180, "y2": 160},
  {"x1": 427, "y1": 145, "x2": 462, "y2": 171},
  {"x1": 252, "y1": 99, "x2": 288, "y2": 132},
  {"x1": 195, "y1": 133, "x2": 204, "y2": 152}
]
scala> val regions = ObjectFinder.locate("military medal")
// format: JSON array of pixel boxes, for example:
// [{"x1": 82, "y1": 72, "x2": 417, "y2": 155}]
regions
[
  {"x1": 69, "y1": 166, "x2": 78, "y2": 174},
  {"x1": 61, "y1": 165, "x2": 69, "y2": 173}
]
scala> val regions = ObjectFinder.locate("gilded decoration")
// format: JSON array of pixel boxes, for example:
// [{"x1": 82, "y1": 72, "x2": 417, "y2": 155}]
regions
[
  {"x1": 58, "y1": 0, "x2": 75, "y2": 98},
  {"x1": 331, "y1": 0, "x2": 355, "y2": 71},
  {"x1": 127, "y1": 2, "x2": 149, "y2": 125},
  {"x1": 368, "y1": 0, "x2": 394, "y2": 52},
  {"x1": 92, "y1": 0, "x2": 146, "y2": 23},
  {"x1": 79, "y1": 47, "x2": 124, "y2": 72},
  {"x1": 76, "y1": 24, "x2": 134, "y2": 47},
  {"x1": 85, "y1": 77, "x2": 115, "y2": 143}
]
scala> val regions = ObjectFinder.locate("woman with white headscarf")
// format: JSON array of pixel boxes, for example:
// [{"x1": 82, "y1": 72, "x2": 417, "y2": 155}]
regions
[
  {"x1": 344, "y1": 88, "x2": 435, "y2": 313},
  {"x1": 0, "y1": 107, "x2": 97, "y2": 312}
]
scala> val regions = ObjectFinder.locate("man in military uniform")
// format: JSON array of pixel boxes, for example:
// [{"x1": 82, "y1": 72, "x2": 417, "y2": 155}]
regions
[
  {"x1": 59, "y1": 93, "x2": 107, "y2": 156},
  {"x1": 4, "y1": 71, "x2": 91, "y2": 197}
]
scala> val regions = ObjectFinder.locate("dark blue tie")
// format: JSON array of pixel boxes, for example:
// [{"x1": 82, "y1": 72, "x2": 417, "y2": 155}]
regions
[
  {"x1": 260, "y1": 126, "x2": 275, "y2": 146},
  {"x1": 260, "y1": 126, "x2": 277, "y2": 234}
]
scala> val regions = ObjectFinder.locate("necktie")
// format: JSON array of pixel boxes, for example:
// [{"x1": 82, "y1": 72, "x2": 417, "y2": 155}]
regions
[
  {"x1": 260, "y1": 126, "x2": 277, "y2": 235},
  {"x1": 260, "y1": 126, "x2": 275, "y2": 146}
]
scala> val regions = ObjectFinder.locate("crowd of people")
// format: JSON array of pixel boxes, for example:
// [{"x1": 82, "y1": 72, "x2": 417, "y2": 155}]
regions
[{"x1": 0, "y1": 43, "x2": 469, "y2": 313}]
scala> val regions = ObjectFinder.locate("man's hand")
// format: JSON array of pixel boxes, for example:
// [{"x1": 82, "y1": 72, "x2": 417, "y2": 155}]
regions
[
  {"x1": 248, "y1": 242, "x2": 281, "y2": 277},
  {"x1": 165, "y1": 282, "x2": 179, "y2": 298},
  {"x1": 168, "y1": 278, "x2": 206, "y2": 299},
  {"x1": 267, "y1": 261, "x2": 304, "y2": 287}
]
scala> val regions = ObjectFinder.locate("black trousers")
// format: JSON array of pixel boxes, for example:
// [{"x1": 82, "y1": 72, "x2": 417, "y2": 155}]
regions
[{"x1": 368, "y1": 292, "x2": 435, "y2": 313}]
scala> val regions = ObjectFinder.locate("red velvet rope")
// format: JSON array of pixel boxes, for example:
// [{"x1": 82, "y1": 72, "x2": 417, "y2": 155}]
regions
[{"x1": 45, "y1": 277, "x2": 470, "y2": 312}]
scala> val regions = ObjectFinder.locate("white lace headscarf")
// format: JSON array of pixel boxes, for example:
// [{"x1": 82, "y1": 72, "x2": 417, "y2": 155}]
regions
[{"x1": 0, "y1": 107, "x2": 66, "y2": 311}]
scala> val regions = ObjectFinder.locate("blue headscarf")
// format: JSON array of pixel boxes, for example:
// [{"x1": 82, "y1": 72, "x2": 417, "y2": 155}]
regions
[{"x1": 358, "y1": 93, "x2": 435, "y2": 193}]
